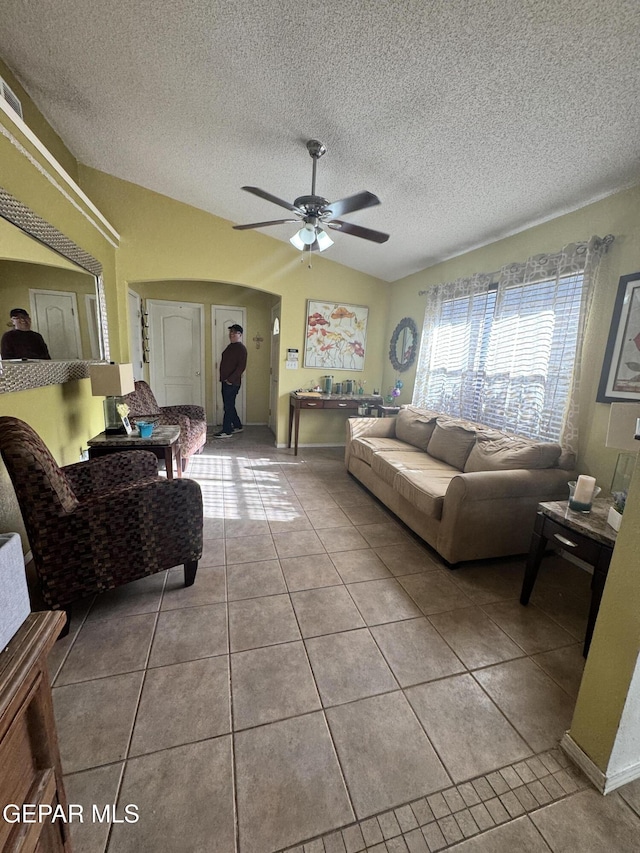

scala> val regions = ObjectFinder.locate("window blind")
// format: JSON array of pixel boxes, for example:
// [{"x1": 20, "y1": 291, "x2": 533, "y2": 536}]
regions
[{"x1": 415, "y1": 273, "x2": 584, "y2": 442}]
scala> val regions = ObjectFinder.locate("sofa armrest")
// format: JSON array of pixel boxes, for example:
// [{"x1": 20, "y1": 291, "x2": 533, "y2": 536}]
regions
[
  {"x1": 64, "y1": 451, "x2": 159, "y2": 497},
  {"x1": 437, "y1": 467, "x2": 575, "y2": 564},
  {"x1": 345, "y1": 417, "x2": 397, "y2": 466}
]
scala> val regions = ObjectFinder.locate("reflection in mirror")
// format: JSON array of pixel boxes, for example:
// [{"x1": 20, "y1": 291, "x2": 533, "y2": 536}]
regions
[
  {"x1": 389, "y1": 317, "x2": 419, "y2": 372},
  {"x1": 0, "y1": 259, "x2": 99, "y2": 360},
  {"x1": 0, "y1": 186, "x2": 108, "y2": 393}
]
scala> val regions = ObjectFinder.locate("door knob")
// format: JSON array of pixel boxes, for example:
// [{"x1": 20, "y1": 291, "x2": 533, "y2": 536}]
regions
[{"x1": 195, "y1": 371, "x2": 201, "y2": 376}]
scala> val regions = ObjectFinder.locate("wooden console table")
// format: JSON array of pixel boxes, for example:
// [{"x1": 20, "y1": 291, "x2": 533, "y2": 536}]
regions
[
  {"x1": 288, "y1": 393, "x2": 383, "y2": 456},
  {"x1": 520, "y1": 498, "x2": 617, "y2": 657},
  {"x1": 0, "y1": 611, "x2": 70, "y2": 852},
  {"x1": 88, "y1": 425, "x2": 182, "y2": 479}
]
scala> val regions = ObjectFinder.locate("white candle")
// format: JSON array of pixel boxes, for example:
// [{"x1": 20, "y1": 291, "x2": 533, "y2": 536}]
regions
[
  {"x1": 574, "y1": 475, "x2": 596, "y2": 504},
  {"x1": 636, "y1": 417, "x2": 640, "y2": 438}
]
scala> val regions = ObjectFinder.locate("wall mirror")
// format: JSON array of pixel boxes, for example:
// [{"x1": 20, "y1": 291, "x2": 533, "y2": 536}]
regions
[
  {"x1": 0, "y1": 187, "x2": 109, "y2": 393},
  {"x1": 389, "y1": 316, "x2": 418, "y2": 372}
]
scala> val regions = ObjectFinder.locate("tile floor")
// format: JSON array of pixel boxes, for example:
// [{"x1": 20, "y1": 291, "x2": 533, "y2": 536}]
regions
[{"x1": 44, "y1": 427, "x2": 640, "y2": 852}]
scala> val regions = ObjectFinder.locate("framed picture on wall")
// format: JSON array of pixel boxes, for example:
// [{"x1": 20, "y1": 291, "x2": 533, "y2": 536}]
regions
[
  {"x1": 304, "y1": 300, "x2": 369, "y2": 371},
  {"x1": 597, "y1": 271, "x2": 640, "y2": 402}
]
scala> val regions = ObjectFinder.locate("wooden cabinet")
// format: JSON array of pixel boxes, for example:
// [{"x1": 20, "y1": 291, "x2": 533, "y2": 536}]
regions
[{"x1": 0, "y1": 612, "x2": 70, "y2": 852}]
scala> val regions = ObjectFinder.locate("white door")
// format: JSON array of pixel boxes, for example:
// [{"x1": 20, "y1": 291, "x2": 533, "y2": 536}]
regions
[
  {"x1": 269, "y1": 303, "x2": 281, "y2": 433},
  {"x1": 148, "y1": 299, "x2": 205, "y2": 406},
  {"x1": 29, "y1": 289, "x2": 82, "y2": 359},
  {"x1": 128, "y1": 290, "x2": 144, "y2": 380},
  {"x1": 212, "y1": 306, "x2": 246, "y2": 427}
]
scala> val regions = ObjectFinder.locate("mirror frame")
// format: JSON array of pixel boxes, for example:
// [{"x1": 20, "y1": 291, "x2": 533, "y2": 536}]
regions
[
  {"x1": 0, "y1": 186, "x2": 109, "y2": 393},
  {"x1": 389, "y1": 317, "x2": 418, "y2": 372}
]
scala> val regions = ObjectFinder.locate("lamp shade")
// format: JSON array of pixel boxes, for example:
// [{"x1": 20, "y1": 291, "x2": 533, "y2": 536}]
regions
[
  {"x1": 605, "y1": 403, "x2": 640, "y2": 452},
  {"x1": 89, "y1": 363, "x2": 135, "y2": 397}
]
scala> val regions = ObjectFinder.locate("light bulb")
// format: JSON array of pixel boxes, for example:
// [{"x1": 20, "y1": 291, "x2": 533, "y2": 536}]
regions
[{"x1": 300, "y1": 224, "x2": 317, "y2": 245}]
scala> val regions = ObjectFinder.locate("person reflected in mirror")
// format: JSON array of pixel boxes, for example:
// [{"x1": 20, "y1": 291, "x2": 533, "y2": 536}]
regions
[
  {"x1": 1, "y1": 308, "x2": 51, "y2": 360},
  {"x1": 214, "y1": 324, "x2": 247, "y2": 438}
]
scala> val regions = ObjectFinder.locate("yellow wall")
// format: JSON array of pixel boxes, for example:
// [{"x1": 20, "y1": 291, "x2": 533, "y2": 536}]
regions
[
  {"x1": 383, "y1": 185, "x2": 640, "y2": 490},
  {"x1": 0, "y1": 59, "x2": 79, "y2": 182},
  {"x1": 569, "y1": 455, "x2": 640, "y2": 770},
  {"x1": 133, "y1": 279, "x2": 277, "y2": 424},
  {"x1": 78, "y1": 167, "x2": 389, "y2": 445}
]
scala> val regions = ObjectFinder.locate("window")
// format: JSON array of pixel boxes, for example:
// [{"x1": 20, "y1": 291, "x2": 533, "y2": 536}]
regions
[
  {"x1": 415, "y1": 272, "x2": 587, "y2": 442},
  {"x1": 414, "y1": 238, "x2": 613, "y2": 449}
]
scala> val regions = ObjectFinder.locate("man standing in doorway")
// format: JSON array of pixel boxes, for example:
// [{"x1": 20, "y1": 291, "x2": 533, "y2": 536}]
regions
[{"x1": 214, "y1": 324, "x2": 247, "y2": 438}]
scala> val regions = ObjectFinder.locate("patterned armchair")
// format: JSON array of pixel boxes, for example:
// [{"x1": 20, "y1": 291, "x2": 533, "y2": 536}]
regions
[
  {"x1": 123, "y1": 381, "x2": 207, "y2": 471},
  {"x1": 0, "y1": 417, "x2": 203, "y2": 634}
]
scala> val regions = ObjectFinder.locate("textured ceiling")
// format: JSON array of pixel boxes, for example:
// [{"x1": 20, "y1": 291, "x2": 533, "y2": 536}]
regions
[{"x1": 1, "y1": 0, "x2": 639, "y2": 282}]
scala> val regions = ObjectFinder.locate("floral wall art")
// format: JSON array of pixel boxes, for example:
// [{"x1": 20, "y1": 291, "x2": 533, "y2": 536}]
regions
[{"x1": 304, "y1": 300, "x2": 369, "y2": 370}]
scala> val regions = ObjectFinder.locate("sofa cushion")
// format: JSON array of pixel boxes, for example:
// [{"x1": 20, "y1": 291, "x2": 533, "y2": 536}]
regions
[
  {"x1": 370, "y1": 452, "x2": 413, "y2": 486},
  {"x1": 395, "y1": 470, "x2": 456, "y2": 520},
  {"x1": 395, "y1": 406, "x2": 439, "y2": 450},
  {"x1": 464, "y1": 435, "x2": 562, "y2": 472},
  {"x1": 350, "y1": 436, "x2": 422, "y2": 466},
  {"x1": 557, "y1": 448, "x2": 577, "y2": 471},
  {"x1": 371, "y1": 451, "x2": 457, "y2": 487},
  {"x1": 426, "y1": 419, "x2": 478, "y2": 470}
]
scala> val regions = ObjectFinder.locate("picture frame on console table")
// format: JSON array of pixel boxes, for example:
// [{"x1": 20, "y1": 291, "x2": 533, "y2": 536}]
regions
[
  {"x1": 597, "y1": 271, "x2": 640, "y2": 402},
  {"x1": 304, "y1": 299, "x2": 368, "y2": 370}
]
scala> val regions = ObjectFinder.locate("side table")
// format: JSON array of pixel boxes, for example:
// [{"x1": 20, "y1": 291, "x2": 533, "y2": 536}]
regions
[
  {"x1": 87, "y1": 425, "x2": 182, "y2": 479},
  {"x1": 377, "y1": 405, "x2": 401, "y2": 417},
  {"x1": 520, "y1": 498, "x2": 617, "y2": 657}
]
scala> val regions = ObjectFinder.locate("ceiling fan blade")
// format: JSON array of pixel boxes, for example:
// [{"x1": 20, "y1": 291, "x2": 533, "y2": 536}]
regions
[
  {"x1": 322, "y1": 191, "x2": 380, "y2": 219},
  {"x1": 233, "y1": 219, "x2": 299, "y2": 230},
  {"x1": 241, "y1": 186, "x2": 304, "y2": 215},
  {"x1": 328, "y1": 220, "x2": 390, "y2": 244}
]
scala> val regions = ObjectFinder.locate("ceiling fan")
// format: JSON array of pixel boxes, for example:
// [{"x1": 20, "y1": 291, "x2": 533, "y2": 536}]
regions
[{"x1": 232, "y1": 139, "x2": 390, "y2": 253}]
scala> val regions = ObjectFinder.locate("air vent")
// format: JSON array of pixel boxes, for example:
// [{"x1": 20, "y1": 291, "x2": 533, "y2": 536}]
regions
[{"x1": 0, "y1": 76, "x2": 24, "y2": 120}]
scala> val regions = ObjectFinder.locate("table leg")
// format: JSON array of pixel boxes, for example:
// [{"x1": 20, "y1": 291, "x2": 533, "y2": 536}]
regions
[
  {"x1": 174, "y1": 445, "x2": 182, "y2": 478},
  {"x1": 520, "y1": 514, "x2": 547, "y2": 605},
  {"x1": 584, "y1": 551, "x2": 612, "y2": 657},
  {"x1": 164, "y1": 447, "x2": 174, "y2": 480},
  {"x1": 288, "y1": 400, "x2": 294, "y2": 449},
  {"x1": 293, "y1": 406, "x2": 301, "y2": 456}
]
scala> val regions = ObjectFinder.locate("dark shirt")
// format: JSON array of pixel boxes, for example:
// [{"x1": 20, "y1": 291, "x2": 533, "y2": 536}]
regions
[
  {"x1": 219, "y1": 342, "x2": 247, "y2": 386},
  {"x1": 1, "y1": 329, "x2": 51, "y2": 360}
]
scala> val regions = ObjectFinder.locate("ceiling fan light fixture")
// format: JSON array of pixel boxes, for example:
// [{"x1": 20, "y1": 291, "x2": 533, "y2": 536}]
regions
[
  {"x1": 315, "y1": 228, "x2": 334, "y2": 252},
  {"x1": 237, "y1": 140, "x2": 389, "y2": 254},
  {"x1": 299, "y1": 223, "x2": 317, "y2": 245},
  {"x1": 289, "y1": 230, "x2": 306, "y2": 251}
]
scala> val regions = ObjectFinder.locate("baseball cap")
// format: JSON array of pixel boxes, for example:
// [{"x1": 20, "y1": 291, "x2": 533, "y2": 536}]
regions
[
  {"x1": 10, "y1": 308, "x2": 29, "y2": 317},
  {"x1": 228, "y1": 324, "x2": 243, "y2": 333}
]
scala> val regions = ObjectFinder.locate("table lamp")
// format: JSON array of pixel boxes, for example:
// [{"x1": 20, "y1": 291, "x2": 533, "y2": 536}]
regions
[
  {"x1": 605, "y1": 402, "x2": 640, "y2": 528},
  {"x1": 89, "y1": 363, "x2": 135, "y2": 434}
]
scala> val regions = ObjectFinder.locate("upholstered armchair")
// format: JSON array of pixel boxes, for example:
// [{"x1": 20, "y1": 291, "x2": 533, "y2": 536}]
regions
[
  {"x1": 123, "y1": 381, "x2": 207, "y2": 471},
  {"x1": 0, "y1": 417, "x2": 203, "y2": 634}
]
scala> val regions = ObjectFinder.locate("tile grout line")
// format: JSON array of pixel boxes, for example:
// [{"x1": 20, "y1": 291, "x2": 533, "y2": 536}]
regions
[{"x1": 275, "y1": 747, "x2": 590, "y2": 852}]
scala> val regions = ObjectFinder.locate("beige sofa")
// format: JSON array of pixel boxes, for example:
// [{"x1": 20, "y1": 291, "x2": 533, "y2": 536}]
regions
[{"x1": 345, "y1": 406, "x2": 576, "y2": 565}]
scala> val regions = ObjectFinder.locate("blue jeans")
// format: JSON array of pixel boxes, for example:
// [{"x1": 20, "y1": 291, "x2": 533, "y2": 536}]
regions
[{"x1": 221, "y1": 382, "x2": 242, "y2": 433}]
